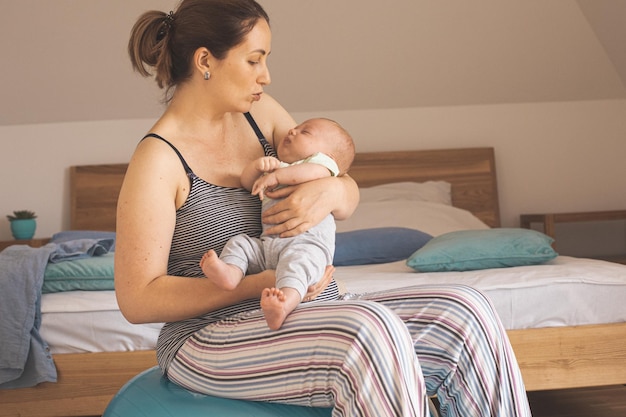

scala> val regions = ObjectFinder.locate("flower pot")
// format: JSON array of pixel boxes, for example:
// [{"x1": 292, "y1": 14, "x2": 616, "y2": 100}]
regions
[{"x1": 10, "y1": 219, "x2": 36, "y2": 240}]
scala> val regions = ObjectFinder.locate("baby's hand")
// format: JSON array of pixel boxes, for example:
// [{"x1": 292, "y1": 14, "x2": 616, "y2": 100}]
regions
[
  {"x1": 255, "y1": 156, "x2": 281, "y2": 173},
  {"x1": 252, "y1": 172, "x2": 279, "y2": 200}
]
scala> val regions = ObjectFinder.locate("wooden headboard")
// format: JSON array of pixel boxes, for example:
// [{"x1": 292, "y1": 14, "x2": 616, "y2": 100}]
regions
[
  {"x1": 70, "y1": 164, "x2": 127, "y2": 231},
  {"x1": 69, "y1": 147, "x2": 500, "y2": 231},
  {"x1": 348, "y1": 147, "x2": 500, "y2": 227}
]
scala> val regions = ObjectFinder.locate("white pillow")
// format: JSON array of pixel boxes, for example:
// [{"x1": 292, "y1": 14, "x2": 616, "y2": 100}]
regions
[
  {"x1": 336, "y1": 200, "x2": 489, "y2": 237},
  {"x1": 358, "y1": 181, "x2": 451, "y2": 206}
]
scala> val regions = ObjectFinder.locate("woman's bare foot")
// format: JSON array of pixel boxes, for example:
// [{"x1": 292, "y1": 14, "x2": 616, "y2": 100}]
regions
[
  {"x1": 260, "y1": 287, "x2": 300, "y2": 330},
  {"x1": 199, "y1": 250, "x2": 242, "y2": 290}
]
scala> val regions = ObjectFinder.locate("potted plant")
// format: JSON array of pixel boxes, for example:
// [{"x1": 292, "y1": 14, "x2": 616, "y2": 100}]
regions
[{"x1": 7, "y1": 210, "x2": 37, "y2": 240}]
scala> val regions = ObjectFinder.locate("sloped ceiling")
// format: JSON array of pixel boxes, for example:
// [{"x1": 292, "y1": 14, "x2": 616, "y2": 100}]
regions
[{"x1": 1, "y1": 0, "x2": 624, "y2": 126}]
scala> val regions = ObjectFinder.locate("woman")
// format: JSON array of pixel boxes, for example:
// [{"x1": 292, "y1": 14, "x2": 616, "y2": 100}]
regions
[{"x1": 116, "y1": 1, "x2": 532, "y2": 416}]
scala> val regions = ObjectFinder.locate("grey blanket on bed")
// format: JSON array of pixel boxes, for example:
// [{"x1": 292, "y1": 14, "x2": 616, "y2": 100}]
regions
[{"x1": 0, "y1": 238, "x2": 114, "y2": 389}]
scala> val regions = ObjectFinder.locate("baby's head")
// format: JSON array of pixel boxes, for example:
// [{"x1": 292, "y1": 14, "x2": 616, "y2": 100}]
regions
[{"x1": 277, "y1": 118, "x2": 355, "y2": 175}]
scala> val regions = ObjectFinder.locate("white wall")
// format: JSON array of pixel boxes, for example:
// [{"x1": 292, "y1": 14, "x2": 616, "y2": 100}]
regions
[{"x1": 2, "y1": 99, "x2": 625, "y2": 255}]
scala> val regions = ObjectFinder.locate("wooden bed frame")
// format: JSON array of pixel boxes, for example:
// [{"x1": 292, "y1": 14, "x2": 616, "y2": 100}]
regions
[{"x1": 2, "y1": 147, "x2": 625, "y2": 417}]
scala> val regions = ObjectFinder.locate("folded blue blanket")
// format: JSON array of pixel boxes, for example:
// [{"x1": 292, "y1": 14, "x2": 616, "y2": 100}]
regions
[
  {"x1": 48, "y1": 238, "x2": 115, "y2": 263},
  {"x1": 0, "y1": 238, "x2": 113, "y2": 389}
]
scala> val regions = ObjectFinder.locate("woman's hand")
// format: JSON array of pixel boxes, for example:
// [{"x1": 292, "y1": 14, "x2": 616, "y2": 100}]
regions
[
  {"x1": 303, "y1": 265, "x2": 335, "y2": 302},
  {"x1": 262, "y1": 180, "x2": 327, "y2": 236},
  {"x1": 262, "y1": 176, "x2": 358, "y2": 237}
]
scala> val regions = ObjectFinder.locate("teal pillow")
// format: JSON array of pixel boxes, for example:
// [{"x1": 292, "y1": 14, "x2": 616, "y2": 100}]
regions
[
  {"x1": 43, "y1": 252, "x2": 115, "y2": 293},
  {"x1": 406, "y1": 228, "x2": 558, "y2": 272}
]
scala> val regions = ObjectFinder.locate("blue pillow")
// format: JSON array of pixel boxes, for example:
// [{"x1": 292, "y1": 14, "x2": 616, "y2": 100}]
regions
[
  {"x1": 334, "y1": 227, "x2": 433, "y2": 266},
  {"x1": 406, "y1": 228, "x2": 558, "y2": 272},
  {"x1": 43, "y1": 252, "x2": 115, "y2": 293}
]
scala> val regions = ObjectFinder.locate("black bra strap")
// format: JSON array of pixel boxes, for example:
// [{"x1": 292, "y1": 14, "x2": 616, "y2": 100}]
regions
[
  {"x1": 244, "y1": 112, "x2": 264, "y2": 140},
  {"x1": 142, "y1": 133, "x2": 193, "y2": 175}
]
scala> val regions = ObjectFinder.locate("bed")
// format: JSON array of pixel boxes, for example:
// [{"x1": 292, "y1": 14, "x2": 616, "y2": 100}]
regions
[{"x1": 1, "y1": 147, "x2": 625, "y2": 417}]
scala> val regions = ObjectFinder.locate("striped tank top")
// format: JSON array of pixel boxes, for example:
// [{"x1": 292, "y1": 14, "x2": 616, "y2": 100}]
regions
[{"x1": 151, "y1": 113, "x2": 339, "y2": 374}]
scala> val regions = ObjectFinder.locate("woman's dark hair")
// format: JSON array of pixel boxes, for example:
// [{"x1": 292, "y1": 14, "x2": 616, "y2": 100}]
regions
[{"x1": 128, "y1": 0, "x2": 269, "y2": 99}]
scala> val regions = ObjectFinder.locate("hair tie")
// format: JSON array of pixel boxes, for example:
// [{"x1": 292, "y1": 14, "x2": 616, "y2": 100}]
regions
[{"x1": 157, "y1": 11, "x2": 175, "y2": 41}]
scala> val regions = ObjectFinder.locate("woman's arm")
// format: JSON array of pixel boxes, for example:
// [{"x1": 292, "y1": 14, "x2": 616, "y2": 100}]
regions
[{"x1": 114, "y1": 139, "x2": 275, "y2": 324}]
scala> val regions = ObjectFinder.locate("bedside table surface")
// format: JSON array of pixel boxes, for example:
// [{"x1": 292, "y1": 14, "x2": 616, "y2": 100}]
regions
[
  {"x1": 520, "y1": 210, "x2": 626, "y2": 225},
  {"x1": 0, "y1": 238, "x2": 51, "y2": 251},
  {"x1": 520, "y1": 209, "x2": 626, "y2": 264}
]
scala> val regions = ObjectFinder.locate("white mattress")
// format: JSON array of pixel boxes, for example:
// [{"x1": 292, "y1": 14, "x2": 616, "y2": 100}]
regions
[
  {"x1": 40, "y1": 256, "x2": 626, "y2": 354},
  {"x1": 41, "y1": 291, "x2": 162, "y2": 354},
  {"x1": 335, "y1": 256, "x2": 626, "y2": 330}
]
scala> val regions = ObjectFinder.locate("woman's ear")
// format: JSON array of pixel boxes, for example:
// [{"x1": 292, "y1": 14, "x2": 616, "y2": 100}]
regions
[{"x1": 193, "y1": 47, "x2": 213, "y2": 79}]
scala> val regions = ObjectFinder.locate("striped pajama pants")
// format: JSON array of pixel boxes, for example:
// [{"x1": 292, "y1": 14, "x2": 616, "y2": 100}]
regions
[{"x1": 167, "y1": 284, "x2": 532, "y2": 417}]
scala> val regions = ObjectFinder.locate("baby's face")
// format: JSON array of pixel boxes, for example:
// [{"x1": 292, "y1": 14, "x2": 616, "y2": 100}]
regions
[{"x1": 277, "y1": 119, "x2": 335, "y2": 163}]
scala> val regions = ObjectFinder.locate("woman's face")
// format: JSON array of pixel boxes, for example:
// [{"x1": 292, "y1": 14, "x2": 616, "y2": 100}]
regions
[{"x1": 211, "y1": 19, "x2": 272, "y2": 113}]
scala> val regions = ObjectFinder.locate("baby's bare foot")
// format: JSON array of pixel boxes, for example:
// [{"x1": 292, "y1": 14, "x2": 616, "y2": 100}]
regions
[
  {"x1": 261, "y1": 287, "x2": 290, "y2": 330},
  {"x1": 199, "y1": 250, "x2": 242, "y2": 290}
]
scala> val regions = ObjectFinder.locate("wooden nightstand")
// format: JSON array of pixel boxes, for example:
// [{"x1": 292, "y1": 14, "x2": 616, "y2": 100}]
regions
[
  {"x1": 0, "y1": 238, "x2": 50, "y2": 252},
  {"x1": 520, "y1": 210, "x2": 626, "y2": 264}
]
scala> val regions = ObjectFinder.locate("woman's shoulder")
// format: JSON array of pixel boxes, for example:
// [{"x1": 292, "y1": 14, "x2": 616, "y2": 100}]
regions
[{"x1": 126, "y1": 135, "x2": 189, "y2": 183}]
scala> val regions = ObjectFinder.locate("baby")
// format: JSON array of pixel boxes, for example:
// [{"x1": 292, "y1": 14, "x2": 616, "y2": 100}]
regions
[{"x1": 200, "y1": 117, "x2": 355, "y2": 330}]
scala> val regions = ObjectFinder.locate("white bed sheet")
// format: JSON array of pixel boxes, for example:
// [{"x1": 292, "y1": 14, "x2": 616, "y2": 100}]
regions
[
  {"x1": 40, "y1": 256, "x2": 626, "y2": 354},
  {"x1": 334, "y1": 256, "x2": 626, "y2": 330},
  {"x1": 41, "y1": 291, "x2": 162, "y2": 354}
]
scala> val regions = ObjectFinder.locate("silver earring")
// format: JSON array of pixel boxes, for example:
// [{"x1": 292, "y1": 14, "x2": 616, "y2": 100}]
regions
[{"x1": 204, "y1": 71, "x2": 211, "y2": 81}]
